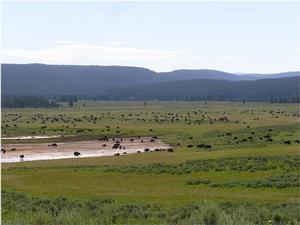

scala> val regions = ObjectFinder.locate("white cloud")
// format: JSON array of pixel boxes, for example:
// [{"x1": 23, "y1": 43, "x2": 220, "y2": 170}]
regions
[{"x1": 2, "y1": 44, "x2": 183, "y2": 66}]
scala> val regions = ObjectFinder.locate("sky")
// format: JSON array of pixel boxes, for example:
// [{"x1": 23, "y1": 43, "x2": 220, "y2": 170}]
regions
[{"x1": 1, "y1": 1, "x2": 300, "y2": 73}]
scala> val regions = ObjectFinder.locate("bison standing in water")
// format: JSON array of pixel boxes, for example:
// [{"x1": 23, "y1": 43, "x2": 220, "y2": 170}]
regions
[
  {"x1": 74, "y1": 152, "x2": 81, "y2": 157},
  {"x1": 112, "y1": 143, "x2": 120, "y2": 149},
  {"x1": 20, "y1": 155, "x2": 24, "y2": 161}
]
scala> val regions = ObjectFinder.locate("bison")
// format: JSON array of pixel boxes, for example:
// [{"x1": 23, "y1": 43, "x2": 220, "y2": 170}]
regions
[
  {"x1": 74, "y1": 152, "x2": 81, "y2": 157},
  {"x1": 112, "y1": 143, "x2": 120, "y2": 149}
]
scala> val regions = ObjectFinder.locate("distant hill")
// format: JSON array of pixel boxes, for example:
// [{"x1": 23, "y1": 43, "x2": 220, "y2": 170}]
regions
[
  {"x1": 102, "y1": 77, "x2": 300, "y2": 102},
  {"x1": 158, "y1": 69, "x2": 243, "y2": 81},
  {"x1": 1, "y1": 64, "x2": 159, "y2": 96},
  {"x1": 1, "y1": 64, "x2": 299, "y2": 101}
]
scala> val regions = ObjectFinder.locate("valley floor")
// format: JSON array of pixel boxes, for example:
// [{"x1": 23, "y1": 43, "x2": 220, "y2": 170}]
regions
[{"x1": 1, "y1": 101, "x2": 300, "y2": 225}]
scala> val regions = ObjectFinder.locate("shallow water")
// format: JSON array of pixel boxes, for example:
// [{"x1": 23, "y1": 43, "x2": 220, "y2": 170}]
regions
[
  {"x1": 1, "y1": 138, "x2": 170, "y2": 163},
  {"x1": 2, "y1": 135, "x2": 61, "y2": 140}
]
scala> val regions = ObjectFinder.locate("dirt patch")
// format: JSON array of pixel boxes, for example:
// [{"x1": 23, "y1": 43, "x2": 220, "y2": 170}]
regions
[{"x1": 1, "y1": 137, "x2": 170, "y2": 163}]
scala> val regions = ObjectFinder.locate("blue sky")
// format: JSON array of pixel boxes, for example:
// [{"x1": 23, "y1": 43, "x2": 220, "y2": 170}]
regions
[{"x1": 2, "y1": 1, "x2": 300, "y2": 73}]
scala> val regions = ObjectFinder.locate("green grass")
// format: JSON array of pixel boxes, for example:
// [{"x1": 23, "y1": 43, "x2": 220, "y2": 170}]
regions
[{"x1": 2, "y1": 101, "x2": 300, "y2": 224}]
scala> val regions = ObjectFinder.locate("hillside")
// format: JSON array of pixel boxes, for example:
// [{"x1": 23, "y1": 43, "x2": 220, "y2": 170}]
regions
[
  {"x1": 1, "y1": 64, "x2": 299, "y2": 101},
  {"x1": 102, "y1": 77, "x2": 300, "y2": 102}
]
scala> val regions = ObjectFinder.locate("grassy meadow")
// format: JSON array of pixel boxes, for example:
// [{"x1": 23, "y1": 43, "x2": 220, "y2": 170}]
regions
[{"x1": 1, "y1": 101, "x2": 300, "y2": 225}]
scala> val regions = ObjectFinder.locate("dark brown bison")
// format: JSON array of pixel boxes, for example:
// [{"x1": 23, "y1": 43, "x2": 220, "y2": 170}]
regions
[
  {"x1": 112, "y1": 143, "x2": 120, "y2": 149},
  {"x1": 74, "y1": 152, "x2": 80, "y2": 157}
]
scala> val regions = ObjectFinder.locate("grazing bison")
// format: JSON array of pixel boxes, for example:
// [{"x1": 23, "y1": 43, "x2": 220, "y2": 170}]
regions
[
  {"x1": 187, "y1": 144, "x2": 194, "y2": 148},
  {"x1": 114, "y1": 153, "x2": 120, "y2": 156},
  {"x1": 137, "y1": 151, "x2": 141, "y2": 153},
  {"x1": 154, "y1": 148, "x2": 161, "y2": 152},
  {"x1": 51, "y1": 143, "x2": 58, "y2": 147},
  {"x1": 144, "y1": 148, "x2": 150, "y2": 152},
  {"x1": 130, "y1": 138, "x2": 134, "y2": 142},
  {"x1": 98, "y1": 136, "x2": 109, "y2": 141},
  {"x1": 74, "y1": 152, "x2": 80, "y2": 157},
  {"x1": 11, "y1": 148, "x2": 16, "y2": 151},
  {"x1": 197, "y1": 144, "x2": 211, "y2": 149},
  {"x1": 112, "y1": 143, "x2": 120, "y2": 149},
  {"x1": 102, "y1": 144, "x2": 107, "y2": 147},
  {"x1": 1, "y1": 149, "x2": 6, "y2": 154},
  {"x1": 295, "y1": 140, "x2": 300, "y2": 144},
  {"x1": 167, "y1": 148, "x2": 174, "y2": 152},
  {"x1": 284, "y1": 141, "x2": 291, "y2": 145},
  {"x1": 150, "y1": 139, "x2": 155, "y2": 142},
  {"x1": 122, "y1": 152, "x2": 127, "y2": 155}
]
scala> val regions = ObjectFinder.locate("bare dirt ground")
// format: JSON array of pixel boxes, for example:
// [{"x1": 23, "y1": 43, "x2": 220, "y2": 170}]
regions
[{"x1": 1, "y1": 137, "x2": 170, "y2": 163}]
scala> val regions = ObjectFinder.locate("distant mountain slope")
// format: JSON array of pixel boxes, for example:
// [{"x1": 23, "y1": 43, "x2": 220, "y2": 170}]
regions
[
  {"x1": 102, "y1": 77, "x2": 300, "y2": 102},
  {"x1": 1, "y1": 64, "x2": 158, "y2": 96},
  {"x1": 240, "y1": 71, "x2": 300, "y2": 80},
  {"x1": 159, "y1": 69, "x2": 247, "y2": 81},
  {"x1": 1, "y1": 63, "x2": 299, "y2": 98}
]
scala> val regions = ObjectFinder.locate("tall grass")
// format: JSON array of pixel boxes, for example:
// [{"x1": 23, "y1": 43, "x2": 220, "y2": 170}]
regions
[{"x1": 2, "y1": 191, "x2": 299, "y2": 225}]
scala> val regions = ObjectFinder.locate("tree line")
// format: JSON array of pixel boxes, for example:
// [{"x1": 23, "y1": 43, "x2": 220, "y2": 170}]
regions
[{"x1": 1, "y1": 95, "x2": 79, "y2": 108}]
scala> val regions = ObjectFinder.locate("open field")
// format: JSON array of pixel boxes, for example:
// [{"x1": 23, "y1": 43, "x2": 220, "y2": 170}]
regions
[{"x1": 2, "y1": 101, "x2": 300, "y2": 225}]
